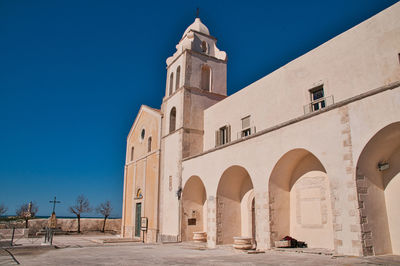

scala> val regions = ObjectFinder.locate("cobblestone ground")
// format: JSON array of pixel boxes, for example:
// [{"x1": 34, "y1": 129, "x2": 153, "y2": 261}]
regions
[{"x1": 1, "y1": 236, "x2": 400, "y2": 265}]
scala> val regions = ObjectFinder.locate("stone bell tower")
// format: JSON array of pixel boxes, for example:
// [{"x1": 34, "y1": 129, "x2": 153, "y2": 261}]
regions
[{"x1": 158, "y1": 17, "x2": 227, "y2": 242}]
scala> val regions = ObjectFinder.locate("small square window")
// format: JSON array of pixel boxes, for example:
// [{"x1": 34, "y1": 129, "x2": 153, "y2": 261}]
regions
[{"x1": 188, "y1": 218, "x2": 196, "y2": 226}]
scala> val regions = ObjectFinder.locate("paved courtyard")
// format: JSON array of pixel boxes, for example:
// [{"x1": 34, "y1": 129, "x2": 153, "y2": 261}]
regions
[{"x1": 1, "y1": 235, "x2": 400, "y2": 265}]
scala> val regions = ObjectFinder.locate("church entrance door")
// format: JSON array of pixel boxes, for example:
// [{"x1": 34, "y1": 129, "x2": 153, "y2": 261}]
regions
[{"x1": 135, "y1": 203, "x2": 141, "y2": 237}]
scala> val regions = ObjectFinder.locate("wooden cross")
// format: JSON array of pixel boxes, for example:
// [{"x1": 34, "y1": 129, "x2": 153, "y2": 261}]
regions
[
  {"x1": 49, "y1": 196, "x2": 61, "y2": 214},
  {"x1": 196, "y1": 8, "x2": 199, "y2": 18}
]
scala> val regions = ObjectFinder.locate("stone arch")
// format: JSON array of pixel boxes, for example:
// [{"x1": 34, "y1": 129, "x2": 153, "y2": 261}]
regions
[
  {"x1": 216, "y1": 165, "x2": 254, "y2": 244},
  {"x1": 181, "y1": 176, "x2": 207, "y2": 241},
  {"x1": 201, "y1": 65, "x2": 211, "y2": 91},
  {"x1": 268, "y1": 148, "x2": 334, "y2": 249},
  {"x1": 356, "y1": 122, "x2": 400, "y2": 255},
  {"x1": 169, "y1": 107, "x2": 176, "y2": 133}
]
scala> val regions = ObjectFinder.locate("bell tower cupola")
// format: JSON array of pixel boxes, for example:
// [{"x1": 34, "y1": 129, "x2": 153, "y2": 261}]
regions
[{"x1": 164, "y1": 17, "x2": 227, "y2": 97}]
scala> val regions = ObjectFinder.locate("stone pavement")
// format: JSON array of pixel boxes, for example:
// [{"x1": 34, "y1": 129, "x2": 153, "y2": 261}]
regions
[{"x1": 1, "y1": 235, "x2": 400, "y2": 265}]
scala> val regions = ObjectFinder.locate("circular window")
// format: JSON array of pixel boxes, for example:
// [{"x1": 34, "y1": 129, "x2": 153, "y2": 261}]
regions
[{"x1": 141, "y1": 129, "x2": 145, "y2": 140}]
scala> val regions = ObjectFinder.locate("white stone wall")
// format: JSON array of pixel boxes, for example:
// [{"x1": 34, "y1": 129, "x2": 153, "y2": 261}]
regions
[
  {"x1": 182, "y1": 85, "x2": 400, "y2": 255},
  {"x1": 203, "y1": 3, "x2": 400, "y2": 151}
]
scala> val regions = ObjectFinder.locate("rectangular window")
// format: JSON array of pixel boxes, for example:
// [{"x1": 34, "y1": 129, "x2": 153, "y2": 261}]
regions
[
  {"x1": 188, "y1": 218, "x2": 196, "y2": 226},
  {"x1": 215, "y1": 125, "x2": 231, "y2": 147},
  {"x1": 220, "y1": 126, "x2": 227, "y2": 145},
  {"x1": 130, "y1": 147, "x2": 134, "y2": 161},
  {"x1": 310, "y1": 86, "x2": 326, "y2": 111},
  {"x1": 241, "y1": 116, "x2": 252, "y2": 137}
]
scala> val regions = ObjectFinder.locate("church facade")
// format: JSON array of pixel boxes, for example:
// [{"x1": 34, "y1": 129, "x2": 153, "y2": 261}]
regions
[{"x1": 121, "y1": 3, "x2": 400, "y2": 256}]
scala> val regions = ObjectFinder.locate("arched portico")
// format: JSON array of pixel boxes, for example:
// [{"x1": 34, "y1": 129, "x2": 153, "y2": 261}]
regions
[
  {"x1": 268, "y1": 148, "x2": 334, "y2": 249},
  {"x1": 216, "y1": 165, "x2": 255, "y2": 245},
  {"x1": 181, "y1": 176, "x2": 207, "y2": 241},
  {"x1": 356, "y1": 122, "x2": 400, "y2": 255}
]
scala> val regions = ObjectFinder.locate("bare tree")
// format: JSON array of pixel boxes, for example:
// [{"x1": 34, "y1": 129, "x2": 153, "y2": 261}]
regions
[
  {"x1": 69, "y1": 195, "x2": 91, "y2": 233},
  {"x1": 16, "y1": 202, "x2": 39, "y2": 228},
  {"x1": 96, "y1": 201, "x2": 112, "y2": 232},
  {"x1": 0, "y1": 204, "x2": 8, "y2": 217}
]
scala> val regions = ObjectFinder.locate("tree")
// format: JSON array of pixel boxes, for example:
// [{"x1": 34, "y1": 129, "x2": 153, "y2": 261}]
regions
[
  {"x1": 16, "y1": 202, "x2": 38, "y2": 228},
  {"x1": 0, "y1": 204, "x2": 8, "y2": 217},
  {"x1": 69, "y1": 195, "x2": 91, "y2": 233},
  {"x1": 96, "y1": 201, "x2": 112, "y2": 233}
]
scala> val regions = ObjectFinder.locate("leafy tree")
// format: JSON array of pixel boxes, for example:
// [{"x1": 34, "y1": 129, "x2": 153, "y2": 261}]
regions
[
  {"x1": 16, "y1": 202, "x2": 39, "y2": 228},
  {"x1": 96, "y1": 201, "x2": 112, "y2": 232},
  {"x1": 69, "y1": 195, "x2": 91, "y2": 233},
  {"x1": 0, "y1": 204, "x2": 8, "y2": 217}
]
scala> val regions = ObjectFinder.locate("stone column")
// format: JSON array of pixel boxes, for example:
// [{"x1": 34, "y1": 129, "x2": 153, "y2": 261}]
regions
[
  {"x1": 330, "y1": 106, "x2": 363, "y2": 256},
  {"x1": 255, "y1": 190, "x2": 271, "y2": 250},
  {"x1": 207, "y1": 195, "x2": 217, "y2": 248}
]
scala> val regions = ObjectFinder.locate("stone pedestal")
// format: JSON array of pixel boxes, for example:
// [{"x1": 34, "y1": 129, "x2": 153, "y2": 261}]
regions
[
  {"x1": 193, "y1": 231, "x2": 207, "y2": 242},
  {"x1": 233, "y1": 237, "x2": 253, "y2": 250},
  {"x1": 49, "y1": 212, "x2": 57, "y2": 229}
]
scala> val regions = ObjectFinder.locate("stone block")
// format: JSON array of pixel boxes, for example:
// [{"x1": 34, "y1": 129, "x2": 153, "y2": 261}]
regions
[
  {"x1": 346, "y1": 166, "x2": 353, "y2": 174},
  {"x1": 364, "y1": 239, "x2": 374, "y2": 247},
  {"x1": 362, "y1": 231, "x2": 372, "y2": 240},
  {"x1": 348, "y1": 209, "x2": 356, "y2": 216},
  {"x1": 348, "y1": 194, "x2": 357, "y2": 201},
  {"x1": 357, "y1": 187, "x2": 368, "y2": 194},
  {"x1": 360, "y1": 216, "x2": 368, "y2": 224},
  {"x1": 343, "y1": 153, "x2": 352, "y2": 161},
  {"x1": 334, "y1": 239, "x2": 343, "y2": 247},
  {"x1": 333, "y1": 209, "x2": 342, "y2": 216},
  {"x1": 350, "y1": 224, "x2": 361, "y2": 232},
  {"x1": 356, "y1": 179, "x2": 368, "y2": 189},
  {"x1": 352, "y1": 240, "x2": 362, "y2": 248},
  {"x1": 362, "y1": 223, "x2": 371, "y2": 232},
  {"x1": 333, "y1": 224, "x2": 342, "y2": 231},
  {"x1": 363, "y1": 246, "x2": 374, "y2": 256},
  {"x1": 343, "y1": 139, "x2": 352, "y2": 147}
]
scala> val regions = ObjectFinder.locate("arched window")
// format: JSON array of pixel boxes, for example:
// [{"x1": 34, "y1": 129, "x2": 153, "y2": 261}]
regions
[
  {"x1": 169, "y1": 107, "x2": 176, "y2": 133},
  {"x1": 201, "y1": 41, "x2": 207, "y2": 53},
  {"x1": 130, "y1": 146, "x2": 134, "y2": 161},
  {"x1": 147, "y1": 137, "x2": 152, "y2": 152},
  {"x1": 201, "y1": 65, "x2": 211, "y2": 91},
  {"x1": 140, "y1": 128, "x2": 145, "y2": 140},
  {"x1": 169, "y1": 72, "x2": 174, "y2": 96},
  {"x1": 175, "y1": 66, "x2": 181, "y2": 91}
]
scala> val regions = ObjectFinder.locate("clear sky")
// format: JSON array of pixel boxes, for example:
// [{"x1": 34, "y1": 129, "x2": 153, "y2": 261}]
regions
[{"x1": 0, "y1": 0, "x2": 397, "y2": 217}]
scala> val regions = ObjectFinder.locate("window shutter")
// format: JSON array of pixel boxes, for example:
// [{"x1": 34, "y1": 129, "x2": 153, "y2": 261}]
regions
[
  {"x1": 227, "y1": 125, "x2": 231, "y2": 143},
  {"x1": 242, "y1": 116, "x2": 250, "y2": 129},
  {"x1": 215, "y1": 130, "x2": 219, "y2": 147}
]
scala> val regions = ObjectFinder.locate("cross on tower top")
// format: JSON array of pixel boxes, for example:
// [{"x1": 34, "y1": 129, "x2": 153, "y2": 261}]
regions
[{"x1": 196, "y1": 8, "x2": 199, "y2": 18}]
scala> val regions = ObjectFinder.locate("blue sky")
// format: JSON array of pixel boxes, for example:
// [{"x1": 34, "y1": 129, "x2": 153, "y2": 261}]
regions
[{"x1": 0, "y1": 0, "x2": 397, "y2": 217}]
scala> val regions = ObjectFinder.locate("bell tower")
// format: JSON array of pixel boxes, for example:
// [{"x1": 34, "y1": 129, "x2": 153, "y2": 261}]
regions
[{"x1": 159, "y1": 17, "x2": 227, "y2": 242}]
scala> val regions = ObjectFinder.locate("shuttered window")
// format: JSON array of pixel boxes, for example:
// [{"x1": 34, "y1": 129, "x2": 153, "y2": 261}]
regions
[
  {"x1": 242, "y1": 116, "x2": 250, "y2": 129},
  {"x1": 215, "y1": 125, "x2": 231, "y2": 147}
]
